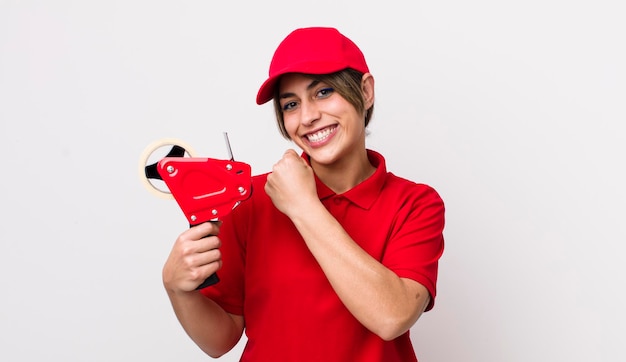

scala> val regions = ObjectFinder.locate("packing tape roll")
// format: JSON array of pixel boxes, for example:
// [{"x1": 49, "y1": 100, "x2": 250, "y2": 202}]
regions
[{"x1": 138, "y1": 138, "x2": 196, "y2": 199}]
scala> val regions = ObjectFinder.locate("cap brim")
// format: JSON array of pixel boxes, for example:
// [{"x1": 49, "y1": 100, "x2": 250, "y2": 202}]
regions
[
  {"x1": 256, "y1": 76, "x2": 280, "y2": 105},
  {"x1": 256, "y1": 60, "x2": 369, "y2": 105}
]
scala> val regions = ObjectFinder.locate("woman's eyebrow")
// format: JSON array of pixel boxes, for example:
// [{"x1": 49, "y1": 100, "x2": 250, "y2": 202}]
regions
[
  {"x1": 306, "y1": 79, "x2": 321, "y2": 90},
  {"x1": 279, "y1": 80, "x2": 322, "y2": 99}
]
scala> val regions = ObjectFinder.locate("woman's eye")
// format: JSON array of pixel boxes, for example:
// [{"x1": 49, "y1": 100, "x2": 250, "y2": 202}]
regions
[
  {"x1": 317, "y1": 87, "x2": 334, "y2": 98},
  {"x1": 282, "y1": 101, "x2": 297, "y2": 111}
]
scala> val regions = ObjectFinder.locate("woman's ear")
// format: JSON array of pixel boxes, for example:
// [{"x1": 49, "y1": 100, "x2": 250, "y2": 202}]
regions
[{"x1": 361, "y1": 73, "x2": 375, "y2": 109}]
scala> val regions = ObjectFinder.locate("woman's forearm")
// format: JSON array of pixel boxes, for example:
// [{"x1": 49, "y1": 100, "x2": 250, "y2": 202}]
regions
[
  {"x1": 166, "y1": 290, "x2": 244, "y2": 358},
  {"x1": 290, "y1": 202, "x2": 430, "y2": 340}
]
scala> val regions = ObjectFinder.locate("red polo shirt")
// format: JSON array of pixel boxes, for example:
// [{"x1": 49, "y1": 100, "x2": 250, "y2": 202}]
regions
[{"x1": 202, "y1": 149, "x2": 445, "y2": 362}]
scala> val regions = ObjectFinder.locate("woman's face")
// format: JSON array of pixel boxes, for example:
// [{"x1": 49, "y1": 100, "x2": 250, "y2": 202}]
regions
[{"x1": 277, "y1": 73, "x2": 371, "y2": 167}]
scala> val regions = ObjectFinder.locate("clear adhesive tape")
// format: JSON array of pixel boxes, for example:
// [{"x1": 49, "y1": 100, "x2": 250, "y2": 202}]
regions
[{"x1": 138, "y1": 138, "x2": 197, "y2": 199}]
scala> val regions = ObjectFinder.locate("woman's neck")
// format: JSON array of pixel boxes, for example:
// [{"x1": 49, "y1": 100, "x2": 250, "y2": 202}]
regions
[{"x1": 311, "y1": 149, "x2": 376, "y2": 194}]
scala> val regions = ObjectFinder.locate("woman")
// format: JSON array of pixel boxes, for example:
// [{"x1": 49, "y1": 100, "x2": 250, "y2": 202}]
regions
[{"x1": 162, "y1": 27, "x2": 445, "y2": 361}]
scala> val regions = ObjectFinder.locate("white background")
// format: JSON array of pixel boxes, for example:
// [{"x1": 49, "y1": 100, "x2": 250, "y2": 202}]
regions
[{"x1": 1, "y1": 1, "x2": 624, "y2": 361}]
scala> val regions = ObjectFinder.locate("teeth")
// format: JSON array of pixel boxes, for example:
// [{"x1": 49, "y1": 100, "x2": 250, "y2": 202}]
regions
[{"x1": 307, "y1": 127, "x2": 333, "y2": 142}]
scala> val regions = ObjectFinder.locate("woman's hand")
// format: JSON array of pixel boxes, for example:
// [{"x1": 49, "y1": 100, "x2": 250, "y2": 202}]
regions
[
  {"x1": 162, "y1": 222, "x2": 223, "y2": 293},
  {"x1": 265, "y1": 149, "x2": 318, "y2": 218}
]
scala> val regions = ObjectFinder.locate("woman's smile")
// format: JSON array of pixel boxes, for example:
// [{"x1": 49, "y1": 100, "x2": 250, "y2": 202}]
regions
[{"x1": 304, "y1": 125, "x2": 338, "y2": 146}]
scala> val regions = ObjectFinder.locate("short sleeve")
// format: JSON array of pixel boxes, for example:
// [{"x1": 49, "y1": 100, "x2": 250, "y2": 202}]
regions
[{"x1": 382, "y1": 185, "x2": 445, "y2": 311}]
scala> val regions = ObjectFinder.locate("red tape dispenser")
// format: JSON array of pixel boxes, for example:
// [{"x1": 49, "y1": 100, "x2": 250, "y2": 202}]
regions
[{"x1": 140, "y1": 133, "x2": 252, "y2": 289}]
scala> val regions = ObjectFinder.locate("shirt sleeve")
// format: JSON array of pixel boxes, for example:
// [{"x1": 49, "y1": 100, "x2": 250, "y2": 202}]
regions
[{"x1": 382, "y1": 184, "x2": 445, "y2": 311}]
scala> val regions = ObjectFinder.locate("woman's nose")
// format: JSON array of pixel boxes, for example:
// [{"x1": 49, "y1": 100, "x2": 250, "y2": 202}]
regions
[{"x1": 300, "y1": 99, "x2": 321, "y2": 126}]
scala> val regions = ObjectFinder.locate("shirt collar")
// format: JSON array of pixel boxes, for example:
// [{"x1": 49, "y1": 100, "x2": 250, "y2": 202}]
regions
[{"x1": 303, "y1": 149, "x2": 387, "y2": 210}]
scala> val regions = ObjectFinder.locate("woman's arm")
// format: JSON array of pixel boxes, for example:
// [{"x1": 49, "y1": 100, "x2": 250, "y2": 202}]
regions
[
  {"x1": 162, "y1": 223, "x2": 244, "y2": 357},
  {"x1": 289, "y1": 202, "x2": 431, "y2": 340},
  {"x1": 265, "y1": 151, "x2": 431, "y2": 340}
]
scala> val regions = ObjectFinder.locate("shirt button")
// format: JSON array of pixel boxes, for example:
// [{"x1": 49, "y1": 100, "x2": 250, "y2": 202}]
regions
[{"x1": 334, "y1": 197, "x2": 342, "y2": 205}]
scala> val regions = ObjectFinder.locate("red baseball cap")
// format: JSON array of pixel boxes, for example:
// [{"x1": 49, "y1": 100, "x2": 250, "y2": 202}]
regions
[{"x1": 256, "y1": 27, "x2": 370, "y2": 105}]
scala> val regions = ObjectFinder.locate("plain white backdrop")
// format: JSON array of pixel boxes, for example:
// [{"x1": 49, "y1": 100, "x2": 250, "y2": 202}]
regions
[{"x1": 1, "y1": 1, "x2": 624, "y2": 361}]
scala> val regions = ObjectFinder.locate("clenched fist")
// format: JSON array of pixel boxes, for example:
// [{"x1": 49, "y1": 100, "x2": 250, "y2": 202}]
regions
[{"x1": 265, "y1": 149, "x2": 318, "y2": 218}]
